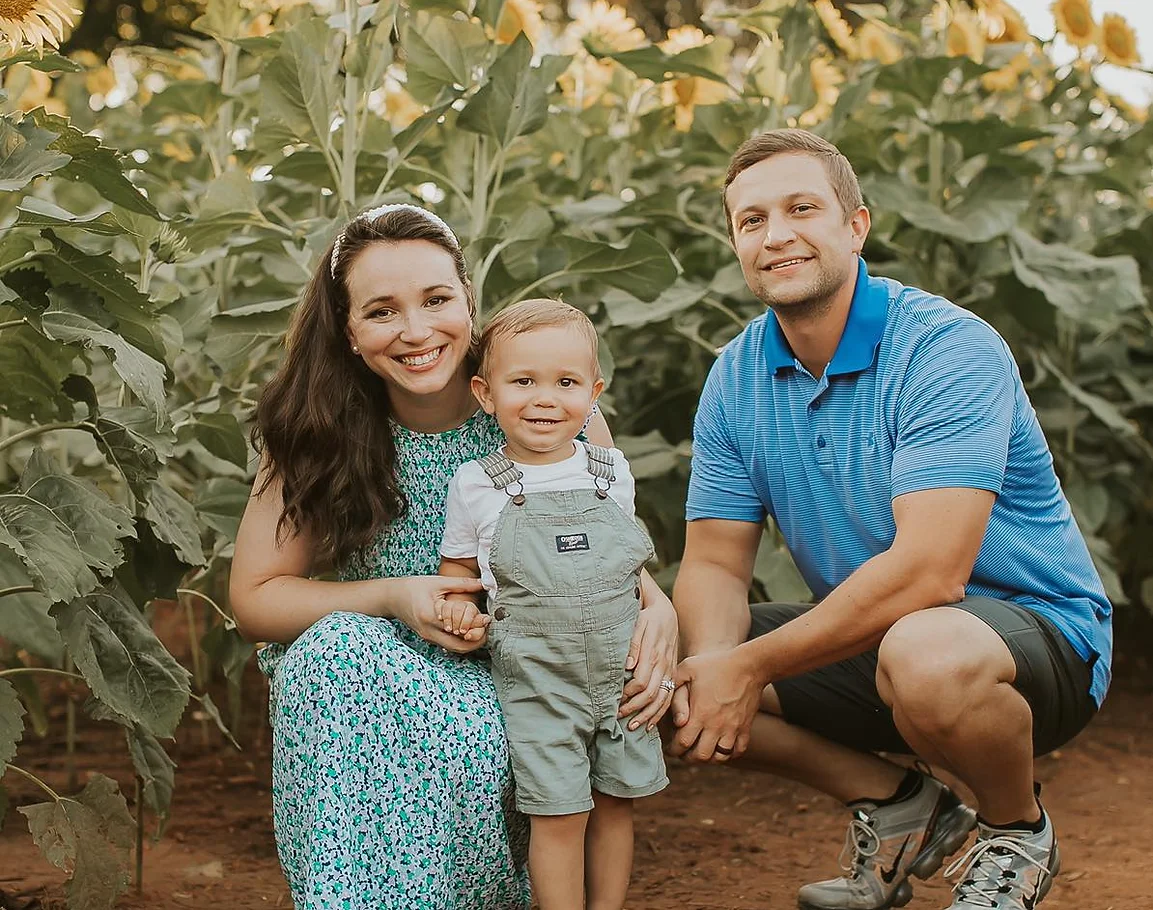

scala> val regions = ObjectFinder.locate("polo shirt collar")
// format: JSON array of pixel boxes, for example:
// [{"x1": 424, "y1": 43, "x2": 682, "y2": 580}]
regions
[{"x1": 762, "y1": 257, "x2": 889, "y2": 377}]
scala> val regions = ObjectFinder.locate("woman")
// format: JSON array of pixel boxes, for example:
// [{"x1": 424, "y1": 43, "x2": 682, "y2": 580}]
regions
[{"x1": 229, "y1": 204, "x2": 679, "y2": 909}]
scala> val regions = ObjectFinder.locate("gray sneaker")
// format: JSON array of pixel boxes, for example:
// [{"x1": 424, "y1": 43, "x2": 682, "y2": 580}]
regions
[
  {"x1": 797, "y1": 773, "x2": 977, "y2": 910},
  {"x1": 943, "y1": 812, "x2": 1059, "y2": 909}
]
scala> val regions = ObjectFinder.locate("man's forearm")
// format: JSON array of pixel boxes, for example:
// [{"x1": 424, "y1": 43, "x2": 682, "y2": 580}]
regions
[
  {"x1": 672, "y1": 559, "x2": 753, "y2": 656},
  {"x1": 738, "y1": 546, "x2": 960, "y2": 684}
]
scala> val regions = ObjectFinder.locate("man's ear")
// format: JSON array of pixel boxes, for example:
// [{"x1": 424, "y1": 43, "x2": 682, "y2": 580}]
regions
[
  {"x1": 471, "y1": 374, "x2": 496, "y2": 415},
  {"x1": 850, "y1": 206, "x2": 871, "y2": 254}
]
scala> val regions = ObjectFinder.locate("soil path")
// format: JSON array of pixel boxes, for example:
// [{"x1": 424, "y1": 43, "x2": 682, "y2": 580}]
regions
[{"x1": 2, "y1": 684, "x2": 1149, "y2": 910}]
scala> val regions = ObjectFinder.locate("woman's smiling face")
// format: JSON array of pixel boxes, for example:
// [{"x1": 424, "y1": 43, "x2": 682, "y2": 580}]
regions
[{"x1": 343, "y1": 240, "x2": 474, "y2": 403}]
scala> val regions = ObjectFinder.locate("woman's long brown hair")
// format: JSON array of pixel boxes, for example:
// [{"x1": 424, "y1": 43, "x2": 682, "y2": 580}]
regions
[{"x1": 252, "y1": 208, "x2": 475, "y2": 568}]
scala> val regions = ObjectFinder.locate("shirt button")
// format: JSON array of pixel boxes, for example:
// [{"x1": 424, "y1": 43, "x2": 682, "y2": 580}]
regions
[
  {"x1": 816, "y1": 436, "x2": 827, "y2": 449},
  {"x1": 811, "y1": 401, "x2": 821, "y2": 411},
  {"x1": 634, "y1": 586, "x2": 641, "y2": 599}
]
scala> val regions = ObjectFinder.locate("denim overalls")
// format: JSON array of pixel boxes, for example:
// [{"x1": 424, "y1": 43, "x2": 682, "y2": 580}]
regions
[{"x1": 478, "y1": 443, "x2": 668, "y2": 815}]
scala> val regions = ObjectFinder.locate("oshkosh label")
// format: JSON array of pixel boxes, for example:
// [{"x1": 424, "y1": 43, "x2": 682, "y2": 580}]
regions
[{"x1": 555, "y1": 533, "x2": 590, "y2": 553}]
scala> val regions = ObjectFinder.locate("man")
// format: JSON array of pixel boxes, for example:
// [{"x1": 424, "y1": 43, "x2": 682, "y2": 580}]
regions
[{"x1": 670, "y1": 129, "x2": 1111, "y2": 910}]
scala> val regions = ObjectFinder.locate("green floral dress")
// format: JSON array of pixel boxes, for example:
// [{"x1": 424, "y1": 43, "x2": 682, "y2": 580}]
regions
[{"x1": 258, "y1": 410, "x2": 530, "y2": 910}]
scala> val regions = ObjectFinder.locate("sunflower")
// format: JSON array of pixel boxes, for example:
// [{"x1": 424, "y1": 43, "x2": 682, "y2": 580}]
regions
[
  {"x1": 564, "y1": 0, "x2": 646, "y2": 56},
  {"x1": 856, "y1": 22, "x2": 902, "y2": 65},
  {"x1": 813, "y1": 0, "x2": 858, "y2": 58},
  {"x1": 1100, "y1": 12, "x2": 1139, "y2": 67},
  {"x1": 0, "y1": 0, "x2": 79, "y2": 51},
  {"x1": 658, "y1": 27, "x2": 729, "y2": 131},
  {"x1": 982, "y1": 0, "x2": 1030, "y2": 43},
  {"x1": 368, "y1": 69, "x2": 425, "y2": 130},
  {"x1": 800, "y1": 55, "x2": 843, "y2": 127},
  {"x1": 496, "y1": 0, "x2": 544, "y2": 46},
  {"x1": 1051, "y1": 0, "x2": 1096, "y2": 50},
  {"x1": 946, "y1": 3, "x2": 986, "y2": 62}
]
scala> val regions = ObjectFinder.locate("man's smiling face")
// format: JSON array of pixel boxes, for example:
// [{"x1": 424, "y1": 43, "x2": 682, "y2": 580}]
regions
[{"x1": 726, "y1": 152, "x2": 869, "y2": 316}]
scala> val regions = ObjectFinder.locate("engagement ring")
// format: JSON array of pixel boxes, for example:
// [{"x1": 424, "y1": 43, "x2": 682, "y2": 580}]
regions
[{"x1": 659, "y1": 677, "x2": 676, "y2": 693}]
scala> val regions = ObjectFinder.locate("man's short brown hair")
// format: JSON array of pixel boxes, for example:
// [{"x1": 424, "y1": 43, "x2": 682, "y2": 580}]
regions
[
  {"x1": 722, "y1": 129, "x2": 864, "y2": 237},
  {"x1": 478, "y1": 298, "x2": 600, "y2": 379}
]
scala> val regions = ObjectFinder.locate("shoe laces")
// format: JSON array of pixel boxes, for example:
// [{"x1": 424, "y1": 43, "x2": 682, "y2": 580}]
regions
[
  {"x1": 944, "y1": 834, "x2": 1049, "y2": 907},
  {"x1": 838, "y1": 810, "x2": 881, "y2": 877}
]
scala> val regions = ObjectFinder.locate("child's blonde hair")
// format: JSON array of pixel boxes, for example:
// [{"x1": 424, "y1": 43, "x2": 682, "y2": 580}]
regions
[{"x1": 478, "y1": 298, "x2": 601, "y2": 378}]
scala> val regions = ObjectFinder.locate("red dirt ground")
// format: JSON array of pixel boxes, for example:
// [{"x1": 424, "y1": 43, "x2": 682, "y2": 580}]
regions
[{"x1": 2, "y1": 663, "x2": 1151, "y2": 910}]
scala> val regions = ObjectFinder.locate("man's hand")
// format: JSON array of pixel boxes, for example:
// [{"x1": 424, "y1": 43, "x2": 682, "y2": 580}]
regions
[{"x1": 670, "y1": 645, "x2": 765, "y2": 763}]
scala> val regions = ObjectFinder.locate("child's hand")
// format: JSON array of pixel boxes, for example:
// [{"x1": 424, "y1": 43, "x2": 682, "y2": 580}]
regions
[{"x1": 436, "y1": 596, "x2": 492, "y2": 642}]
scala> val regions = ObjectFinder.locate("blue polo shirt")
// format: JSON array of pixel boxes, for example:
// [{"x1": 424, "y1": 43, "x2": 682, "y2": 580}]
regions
[{"x1": 687, "y1": 258, "x2": 1112, "y2": 706}]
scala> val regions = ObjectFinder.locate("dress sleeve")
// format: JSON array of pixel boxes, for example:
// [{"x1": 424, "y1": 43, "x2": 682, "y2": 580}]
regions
[
  {"x1": 439, "y1": 467, "x2": 481, "y2": 559},
  {"x1": 686, "y1": 360, "x2": 766, "y2": 522},
  {"x1": 890, "y1": 319, "x2": 1014, "y2": 499}
]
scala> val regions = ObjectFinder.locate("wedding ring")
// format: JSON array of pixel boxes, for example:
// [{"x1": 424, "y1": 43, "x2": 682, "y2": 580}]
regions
[
  {"x1": 714, "y1": 745, "x2": 734, "y2": 756},
  {"x1": 659, "y1": 677, "x2": 676, "y2": 693}
]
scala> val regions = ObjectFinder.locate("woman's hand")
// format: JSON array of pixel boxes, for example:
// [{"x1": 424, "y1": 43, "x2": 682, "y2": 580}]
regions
[
  {"x1": 618, "y1": 579, "x2": 679, "y2": 731},
  {"x1": 392, "y1": 576, "x2": 488, "y2": 653}
]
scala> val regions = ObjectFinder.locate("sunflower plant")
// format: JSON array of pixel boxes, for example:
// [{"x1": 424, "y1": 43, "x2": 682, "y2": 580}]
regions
[{"x1": 2, "y1": 0, "x2": 1153, "y2": 905}]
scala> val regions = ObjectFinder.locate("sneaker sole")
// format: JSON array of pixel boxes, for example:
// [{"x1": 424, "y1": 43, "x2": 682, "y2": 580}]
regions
[
  {"x1": 907, "y1": 802, "x2": 978, "y2": 881},
  {"x1": 797, "y1": 878, "x2": 913, "y2": 910}
]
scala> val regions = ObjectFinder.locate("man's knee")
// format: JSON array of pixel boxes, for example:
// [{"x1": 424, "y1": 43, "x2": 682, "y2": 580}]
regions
[{"x1": 877, "y1": 608, "x2": 1017, "y2": 730}]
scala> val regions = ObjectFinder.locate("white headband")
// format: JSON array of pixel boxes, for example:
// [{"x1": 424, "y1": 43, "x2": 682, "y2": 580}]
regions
[{"x1": 330, "y1": 203, "x2": 458, "y2": 279}]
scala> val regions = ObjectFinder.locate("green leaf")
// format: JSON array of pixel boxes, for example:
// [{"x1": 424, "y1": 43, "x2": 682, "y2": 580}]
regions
[
  {"x1": 90, "y1": 407, "x2": 176, "y2": 502},
  {"x1": 25, "y1": 110, "x2": 159, "y2": 218},
  {"x1": 599, "y1": 43, "x2": 730, "y2": 84},
  {"x1": 0, "y1": 116, "x2": 71, "y2": 192},
  {"x1": 1009, "y1": 230, "x2": 1146, "y2": 331},
  {"x1": 196, "y1": 478, "x2": 251, "y2": 543},
  {"x1": 15, "y1": 198, "x2": 132, "y2": 237},
  {"x1": 936, "y1": 119, "x2": 1049, "y2": 160},
  {"x1": 202, "y1": 623, "x2": 254, "y2": 689},
  {"x1": 144, "y1": 80, "x2": 228, "y2": 125},
  {"x1": 874, "y1": 55, "x2": 987, "y2": 107},
  {"x1": 861, "y1": 173, "x2": 1027, "y2": 244},
  {"x1": 0, "y1": 678, "x2": 25, "y2": 767},
  {"x1": 261, "y1": 17, "x2": 341, "y2": 150},
  {"x1": 126, "y1": 723, "x2": 176, "y2": 836},
  {"x1": 0, "y1": 449, "x2": 136, "y2": 604},
  {"x1": 38, "y1": 241, "x2": 166, "y2": 362},
  {"x1": 615, "y1": 431, "x2": 682, "y2": 479},
  {"x1": 204, "y1": 298, "x2": 295, "y2": 372},
  {"x1": 753, "y1": 540, "x2": 813, "y2": 603},
  {"x1": 51, "y1": 582, "x2": 191, "y2": 738},
  {"x1": 0, "y1": 544, "x2": 62, "y2": 661},
  {"x1": 181, "y1": 169, "x2": 276, "y2": 252},
  {"x1": 0, "y1": 321, "x2": 75, "y2": 422},
  {"x1": 402, "y1": 11, "x2": 489, "y2": 105},
  {"x1": 192, "y1": 691, "x2": 240, "y2": 750},
  {"x1": 40, "y1": 301, "x2": 167, "y2": 423},
  {"x1": 191, "y1": 413, "x2": 248, "y2": 469},
  {"x1": 458, "y1": 35, "x2": 568, "y2": 145},
  {"x1": 602, "y1": 280, "x2": 707, "y2": 328},
  {"x1": 555, "y1": 232, "x2": 678, "y2": 302},
  {"x1": 115, "y1": 518, "x2": 194, "y2": 605},
  {"x1": 19, "y1": 774, "x2": 134, "y2": 910},
  {"x1": 192, "y1": 0, "x2": 247, "y2": 40},
  {"x1": 144, "y1": 481, "x2": 205, "y2": 567},
  {"x1": 0, "y1": 49, "x2": 82, "y2": 72}
]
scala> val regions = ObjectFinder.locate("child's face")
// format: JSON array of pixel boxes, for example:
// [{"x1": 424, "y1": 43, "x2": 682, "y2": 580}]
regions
[{"x1": 472, "y1": 324, "x2": 604, "y2": 465}]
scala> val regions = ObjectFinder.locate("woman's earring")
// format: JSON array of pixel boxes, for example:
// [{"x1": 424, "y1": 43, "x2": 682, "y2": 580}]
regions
[{"x1": 352, "y1": 345, "x2": 360, "y2": 354}]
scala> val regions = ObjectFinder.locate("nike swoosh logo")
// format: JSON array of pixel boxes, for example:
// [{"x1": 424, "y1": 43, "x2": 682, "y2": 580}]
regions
[
  {"x1": 880, "y1": 836, "x2": 912, "y2": 885},
  {"x1": 1023, "y1": 886, "x2": 1039, "y2": 910}
]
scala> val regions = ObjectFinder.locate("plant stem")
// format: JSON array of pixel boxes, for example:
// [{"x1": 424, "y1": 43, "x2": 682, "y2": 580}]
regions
[
  {"x1": 135, "y1": 774, "x2": 145, "y2": 894},
  {"x1": 181, "y1": 594, "x2": 209, "y2": 747},
  {"x1": 0, "y1": 585, "x2": 37, "y2": 599},
  {"x1": 0, "y1": 667, "x2": 85, "y2": 682},
  {"x1": 3, "y1": 763, "x2": 61, "y2": 801},
  {"x1": 0, "y1": 317, "x2": 29, "y2": 331},
  {"x1": 341, "y1": 0, "x2": 360, "y2": 210},
  {"x1": 64, "y1": 654, "x2": 77, "y2": 791},
  {"x1": 177, "y1": 587, "x2": 235, "y2": 629},
  {"x1": 0, "y1": 421, "x2": 91, "y2": 454},
  {"x1": 701, "y1": 296, "x2": 748, "y2": 329},
  {"x1": 470, "y1": 134, "x2": 490, "y2": 241},
  {"x1": 928, "y1": 129, "x2": 944, "y2": 206}
]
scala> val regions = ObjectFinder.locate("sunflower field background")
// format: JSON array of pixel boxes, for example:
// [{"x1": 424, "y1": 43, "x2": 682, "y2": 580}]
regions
[{"x1": 0, "y1": 0, "x2": 1150, "y2": 904}]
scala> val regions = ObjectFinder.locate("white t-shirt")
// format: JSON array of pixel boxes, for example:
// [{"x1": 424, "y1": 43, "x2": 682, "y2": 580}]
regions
[{"x1": 440, "y1": 443, "x2": 637, "y2": 601}]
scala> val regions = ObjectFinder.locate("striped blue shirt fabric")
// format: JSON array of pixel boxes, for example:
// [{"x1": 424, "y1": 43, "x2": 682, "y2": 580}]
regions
[{"x1": 687, "y1": 258, "x2": 1112, "y2": 706}]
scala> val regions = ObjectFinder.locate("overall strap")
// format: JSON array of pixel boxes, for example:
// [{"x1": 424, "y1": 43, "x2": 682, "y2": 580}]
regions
[
  {"x1": 582, "y1": 443, "x2": 615, "y2": 498},
  {"x1": 478, "y1": 450, "x2": 526, "y2": 505}
]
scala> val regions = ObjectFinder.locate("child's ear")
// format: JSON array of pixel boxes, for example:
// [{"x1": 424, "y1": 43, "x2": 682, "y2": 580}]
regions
[
  {"x1": 471, "y1": 374, "x2": 496, "y2": 414},
  {"x1": 591, "y1": 377, "x2": 605, "y2": 402}
]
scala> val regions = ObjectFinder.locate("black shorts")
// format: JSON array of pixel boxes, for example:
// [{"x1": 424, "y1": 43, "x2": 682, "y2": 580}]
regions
[{"x1": 751, "y1": 598, "x2": 1097, "y2": 756}]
